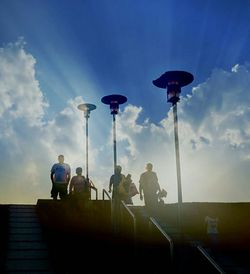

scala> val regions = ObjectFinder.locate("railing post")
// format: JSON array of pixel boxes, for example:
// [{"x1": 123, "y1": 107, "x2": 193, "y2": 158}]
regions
[
  {"x1": 149, "y1": 217, "x2": 174, "y2": 265},
  {"x1": 102, "y1": 189, "x2": 113, "y2": 231},
  {"x1": 120, "y1": 201, "x2": 136, "y2": 257}
]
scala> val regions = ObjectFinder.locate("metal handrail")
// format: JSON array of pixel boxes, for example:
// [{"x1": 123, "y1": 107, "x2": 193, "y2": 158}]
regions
[
  {"x1": 197, "y1": 245, "x2": 226, "y2": 274},
  {"x1": 149, "y1": 217, "x2": 174, "y2": 263},
  {"x1": 91, "y1": 187, "x2": 98, "y2": 200},
  {"x1": 102, "y1": 189, "x2": 111, "y2": 200},
  {"x1": 120, "y1": 200, "x2": 136, "y2": 248},
  {"x1": 101, "y1": 189, "x2": 112, "y2": 229},
  {"x1": 121, "y1": 201, "x2": 136, "y2": 224}
]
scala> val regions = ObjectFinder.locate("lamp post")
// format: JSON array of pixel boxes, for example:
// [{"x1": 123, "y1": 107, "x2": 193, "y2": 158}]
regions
[
  {"x1": 77, "y1": 103, "x2": 96, "y2": 184},
  {"x1": 101, "y1": 94, "x2": 127, "y2": 173},
  {"x1": 153, "y1": 71, "x2": 194, "y2": 232}
]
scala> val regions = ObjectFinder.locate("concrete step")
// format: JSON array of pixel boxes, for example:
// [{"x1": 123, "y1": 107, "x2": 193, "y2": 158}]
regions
[
  {"x1": 9, "y1": 212, "x2": 38, "y2": 218},
  {"x1": 10, "y1": 227, "x2": 42, "y2": 234},
  {"x1": 9, "y1": 222, "x2": 41, "y2": 229},
  {"x1": 9, "y1": 233, "x2": 43, "y2": 242},
  {"x1": 7, "y1": 272, "x2": 53, "y2": 274},
  {"x1": 5, "y1": 205, "x2": 53, "y2": 273},
  {"x1": 8, "y1": 250, "x2": 49, "y2": 259},
  {"x1": 6, "y1": 259, "x2": 51, "y2": 271},
  {"x1": 8, "y1": 241, "x2": 48, "y2": 250},
  {"x1": 9, "y1": 216, "x2": 39, "y2": 223}
]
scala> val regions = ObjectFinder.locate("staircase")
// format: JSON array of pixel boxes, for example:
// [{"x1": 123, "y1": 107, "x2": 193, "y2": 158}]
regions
[
  {"x1": 2, "y1": 200, "x2": 250, "y2": 273},
  {"x1": 5, "y1": 205, "x2": 52, "y2": 273}
]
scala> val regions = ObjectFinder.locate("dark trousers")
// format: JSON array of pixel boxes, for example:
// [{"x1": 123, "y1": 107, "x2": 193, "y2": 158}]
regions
[
  {"x1": 144, "y1": 194, "x2": 159, "y2": 216},
  {"x1": 51, "y1": 183, "x2": 68, "y2": 200}
]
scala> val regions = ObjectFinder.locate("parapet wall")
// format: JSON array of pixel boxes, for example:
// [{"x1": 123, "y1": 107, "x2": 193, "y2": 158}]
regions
[{"x1": 160, "y1": 202, "x2": 250, "y2": 248}]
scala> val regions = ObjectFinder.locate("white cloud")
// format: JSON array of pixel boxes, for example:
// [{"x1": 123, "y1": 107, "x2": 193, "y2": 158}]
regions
[
  {"x1": 0, "y1": 40, "x2": 99, "y2": 203},
  {"x1": 1, "y1": 39, "x2": 250, "y2": 204},
  {"x1": 0, "y1": 38, "x2": 48, "y2": 127},
  {"x1": 116, "y1": 64, "x2": 250, "y2": 203}
]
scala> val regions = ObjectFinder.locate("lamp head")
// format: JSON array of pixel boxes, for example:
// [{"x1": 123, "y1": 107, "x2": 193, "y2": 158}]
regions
[
  {"x1": 101, "y1": 94, "x2": 127, "y2": 115},
  {"x1": 153, "y1": 71, "x2": 194, "y2": 105},
  {"x1": 78, "y1": 103, "x2": 96, "y2": 118}
]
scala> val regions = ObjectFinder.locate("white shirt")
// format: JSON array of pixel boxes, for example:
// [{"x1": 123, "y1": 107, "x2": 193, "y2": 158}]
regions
[{"x1": 205, "y1": 216, "x2": 219, "y2": 234}]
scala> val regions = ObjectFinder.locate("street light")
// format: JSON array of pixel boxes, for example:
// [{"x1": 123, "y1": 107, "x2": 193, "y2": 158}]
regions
[
  {"x1": 101, "y1": 94, "x2": 127, "y2": 173},
  {"x1": 153, "y1": 70, "x2": 194, "y2": 232},
  {"x1": 77, "y1": 103, "x2": 96, "y2": 184}
]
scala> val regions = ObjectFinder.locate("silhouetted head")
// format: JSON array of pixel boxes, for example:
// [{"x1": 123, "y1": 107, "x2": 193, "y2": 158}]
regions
[
  {"x1": 126, "y1": 174, "x2": 131, "y2": 179},
  {"x1": 76, "y1": 167, "x2": 82, "y2": 175},
  {"x1": 126, "y1": 174, "x2": 132, "y2": 183},
  {"x1": 115, "y1": 165, "x2": 122, "y2": 174},
  {"x1": 146, "y1": 163, "x2": 153, "y2": 171},
  {"x1": 58, "y1": 155, "x2": 64, "y2": 164}
]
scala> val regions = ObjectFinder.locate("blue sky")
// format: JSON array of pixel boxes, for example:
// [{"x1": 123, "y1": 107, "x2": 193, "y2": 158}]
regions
[{"x1": 0, "y1": 0, "x2": 250, "y2": 203}]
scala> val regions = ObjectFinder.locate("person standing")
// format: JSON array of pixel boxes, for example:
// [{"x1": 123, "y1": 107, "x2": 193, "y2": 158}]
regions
[
  {"x1": 205, "y1": 214, "x2": 219, "y2": 249},
  {"x1": 139, "y1": 163, "x2": 161, "y2": 214},
  {"x1": 109, "y1": 165, "x2": 125, "y2": 200},
  {"x1": 69, "y1": 167, "x2": 93, "y2": 210},
  {"x1": 50, "y1": 155, "x2": 71, "y2": 200},
  {"x1": 69, "y1": 167, "x2": 90, "y2": 197},
  {"x1": 119, "y1": 174, "x2": 134, "y2": 205}
]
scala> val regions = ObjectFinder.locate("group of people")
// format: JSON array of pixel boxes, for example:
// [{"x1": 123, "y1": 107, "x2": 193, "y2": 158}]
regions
[
  {"x1": 108, "y1": 165, "x2": 136, "y2": 205},
  {"x1": 109, "y1": 162, "x2": 165, "y2": 212},
  {"x1": 50, "y1": 155, "x2": 220, "y2": 249},
  {"x1": 50, "y1": 155, "x2": 95, "y2": 201},
  {"x1": 50, "y1": 155, "x2": 166, "y2": 213}
]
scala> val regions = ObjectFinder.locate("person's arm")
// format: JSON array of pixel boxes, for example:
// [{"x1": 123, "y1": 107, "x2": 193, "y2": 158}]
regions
[
  {"x1": 50, "y1": 165, "x2": 55, "y2": 184},
  {"x1": 69, "y1": 177, "x2": 74, "y2": 194},
  {"x1": 109, "y1": 175, "x2": 113, "y2": 193},
  {"x1": 67, "y1": 166, "x2": 71, "y2": 184},
  {"x1": 155, "y1": 173, "x2": 161, "y2": 193},
  {"x1": 139, "y1": 175, "x2": 143, "y2": 200},
  {"x1": 50, "y1": 172, "x2": 54, "y2": 184}
]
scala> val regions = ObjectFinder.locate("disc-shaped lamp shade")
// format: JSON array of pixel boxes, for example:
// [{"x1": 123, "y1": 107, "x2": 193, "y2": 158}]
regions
[
  {"x1": 78, "y1": 103, "x2": 97, "y2": 117},
  {"x1": 153, "y1": 71, "x2": 194, "y2": 104},
  {"x1": 101, "y1": 94, "x2": 127, "y2": 114}
]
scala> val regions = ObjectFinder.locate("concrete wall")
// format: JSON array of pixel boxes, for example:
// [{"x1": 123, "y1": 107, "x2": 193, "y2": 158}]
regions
[{"x1": 159, "y1": 202, "x2": 250, "y2": 248}]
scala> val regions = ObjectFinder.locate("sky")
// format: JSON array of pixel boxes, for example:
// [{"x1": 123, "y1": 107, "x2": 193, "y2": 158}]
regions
[{"x1": 0, "y1": 0, "x2": 250, "y2": 204}]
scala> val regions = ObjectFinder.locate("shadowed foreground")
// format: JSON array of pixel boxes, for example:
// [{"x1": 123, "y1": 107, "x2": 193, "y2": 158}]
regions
[{"x1": 1, "y1": 198, "x2": 250, "y2": 273}]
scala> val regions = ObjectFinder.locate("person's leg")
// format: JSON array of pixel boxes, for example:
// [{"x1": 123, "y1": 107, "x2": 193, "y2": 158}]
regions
[
  {"x1": 59, "y1": 184, "x2": 68, "y2": 200},
  {"x1": 51, "y1": 183, "x2": 59, "y2": 200},
  {"x1": 145, "y1": 195, "x2": 159, "y2": 217},
  {"x1": 50, "y1": 183, "x2": 54, "y2": 197}
]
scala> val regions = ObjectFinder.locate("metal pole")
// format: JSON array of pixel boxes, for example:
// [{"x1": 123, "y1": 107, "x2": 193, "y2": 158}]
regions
[
  {"x1": 86, "y1": 114, "x2": 89, "y2": 181},
  {"x1": 113, "y1": 113, "x2": 117, "y2": 173},
  {"x1": 173, "y1": 103, "x2": 182, "y2": 232}
]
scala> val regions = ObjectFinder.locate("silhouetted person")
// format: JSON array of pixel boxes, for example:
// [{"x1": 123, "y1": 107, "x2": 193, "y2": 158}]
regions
[
  {"x1": 69, "y1": 167, "x2": 90, "y2": 197},
  {"x1": 50, "y1": 155, "x2": 71, "y2": 200},
  {"x1": 139, "y1": 163, "x2": 161, "y2": 215},
  {"x1": 109, "y1": 165, "x2": 125, "y2": 200},
  {"x1": 69, "y1": 167, "x2": 92, "y2": 210},
  {"x1": 205, "y1": 213, "x2": 219, "y2": 249},
  {"x1": 109, "y1": 165, "x2": 125, "y2": 232},
  {"x1": 119, "y1": 174, "x2": 134, "y2": 205}
]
